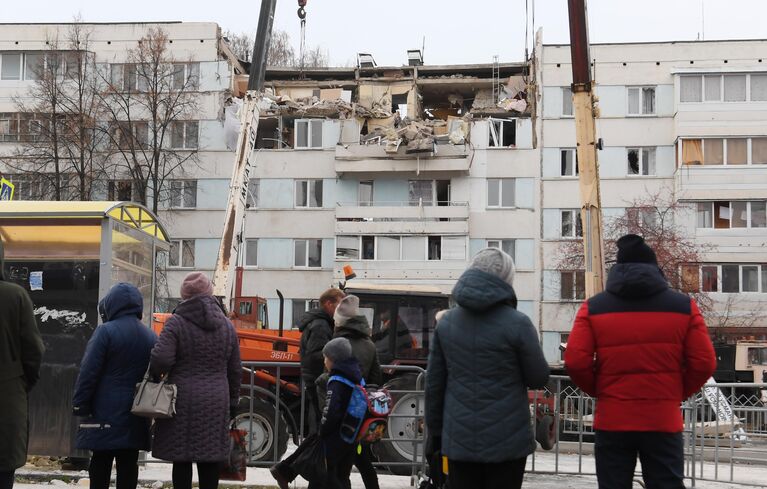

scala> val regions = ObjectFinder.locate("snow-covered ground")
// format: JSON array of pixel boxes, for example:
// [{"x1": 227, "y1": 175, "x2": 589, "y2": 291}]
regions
[{"x1": 15, "y1": 448, "x2": 767, "y2": 488}]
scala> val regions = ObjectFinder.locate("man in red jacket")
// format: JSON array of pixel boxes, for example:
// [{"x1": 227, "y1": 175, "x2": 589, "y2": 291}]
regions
[{"x1": 565, "y1": 234, "x2": 716, "y2": 489}]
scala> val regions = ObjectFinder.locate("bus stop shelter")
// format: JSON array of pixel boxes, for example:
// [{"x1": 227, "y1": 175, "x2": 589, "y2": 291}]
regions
[{"x1": 0, "y1": 201, "x2": 169, "y2": 459}]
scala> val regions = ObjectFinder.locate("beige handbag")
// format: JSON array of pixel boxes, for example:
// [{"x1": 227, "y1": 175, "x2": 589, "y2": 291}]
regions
[{"x1": 131, "y1": 368, "x2": 177, "y2": 419}]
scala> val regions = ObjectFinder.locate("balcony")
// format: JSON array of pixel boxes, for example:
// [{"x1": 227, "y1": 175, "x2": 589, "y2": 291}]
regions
[
  {"x1": 676, "y1": 165, "x2": 767, "y2": 201},
  {"x1": 335, "y1": 143, "x2": 470, "y2": 173},
  {"x1": 335, "y1": 201, "x2": 469, "y2": 235}
]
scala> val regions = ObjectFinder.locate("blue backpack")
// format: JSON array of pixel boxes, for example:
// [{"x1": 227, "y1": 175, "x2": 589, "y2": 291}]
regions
[{"x1": 329, "y1": 375, "x2": 392, "y2": 444}]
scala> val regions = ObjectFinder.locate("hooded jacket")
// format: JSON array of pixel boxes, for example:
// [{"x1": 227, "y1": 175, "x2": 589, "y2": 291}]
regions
[
  {"x1": 425, "y1": 268, "x2": 550, "y2": 463},
  {"x1": 298, "y1": 309, "x2": 334, "y2": 384},
  {"x1": 565, "y1": 263, "x2": 716, "y2": 432},
  {"x1": 321, "y1": 357, "x2": 362, "y2": 459},
  {"x1": 334, "y1": 315, "x2": 382, "y2": 386},
  {"x1": 72, "y1": 283, "x2": 156, "y2": 451},
  {"x1": 150, "y1": 294, "x2": 242, "y2": 462},
  {"x1": 0, "y1": 240, "x2": 44, "y2": 471}
]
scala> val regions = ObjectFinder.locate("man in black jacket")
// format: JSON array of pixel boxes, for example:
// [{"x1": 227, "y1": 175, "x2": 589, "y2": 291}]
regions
[{"x1": 298, "y1": 288, "x2": 345, "y2": 435}]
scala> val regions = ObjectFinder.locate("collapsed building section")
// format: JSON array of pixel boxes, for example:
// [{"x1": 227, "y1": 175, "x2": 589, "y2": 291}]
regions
[{"x1": 232, "y1": 61, "x2": 533, "y2": 153}]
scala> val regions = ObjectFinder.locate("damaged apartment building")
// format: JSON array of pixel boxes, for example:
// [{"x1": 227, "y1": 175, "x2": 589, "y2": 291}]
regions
[{"x1": 230, "y1": 54, "x2": 542, "y2": 328}]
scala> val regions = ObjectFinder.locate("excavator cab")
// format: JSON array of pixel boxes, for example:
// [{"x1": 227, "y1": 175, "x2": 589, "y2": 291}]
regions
[{"x1": 231, "y1": 295, "x2": 269, "y2": 329}]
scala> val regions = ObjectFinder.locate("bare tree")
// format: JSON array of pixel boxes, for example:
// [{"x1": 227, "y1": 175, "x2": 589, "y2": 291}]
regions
[
  {"x1": 97, "y1": 27, "x2": 199, "y2": 213},
  {"x1": 223, "y1": 29, "x2": 328, "y2": 68},
  {"x1": 2, "y1": 20, "x2": 110, "y2": 201},
  {"x1": 555, "y1": 188, "x2": 713, "y2": 315}
]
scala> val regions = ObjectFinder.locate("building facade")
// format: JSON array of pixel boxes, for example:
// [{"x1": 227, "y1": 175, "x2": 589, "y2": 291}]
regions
[{"x1": 1, "y1": 22, "x2": 765, "y2": 364}]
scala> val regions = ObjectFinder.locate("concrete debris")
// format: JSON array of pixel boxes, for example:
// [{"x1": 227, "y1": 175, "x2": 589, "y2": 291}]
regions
[
  {"x1": 151, "y1": 481, "x2": 164, "y2": 489},
  {"x1": 498, "y1": 97, "x2": 528, "y2": 113},
  {"x1": 48, "y1": 480, "x2": 67, "y2": 486}
]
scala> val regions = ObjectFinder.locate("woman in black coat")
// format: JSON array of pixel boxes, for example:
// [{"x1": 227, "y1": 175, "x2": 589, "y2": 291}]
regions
[{"x1": 72, "y1": 283, "x2": 157, "y2": 489}]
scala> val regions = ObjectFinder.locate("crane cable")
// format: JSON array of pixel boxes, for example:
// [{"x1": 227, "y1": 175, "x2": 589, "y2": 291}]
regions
[{"x1": 298, "y1": 5, "x2": 307, "y2": 78}]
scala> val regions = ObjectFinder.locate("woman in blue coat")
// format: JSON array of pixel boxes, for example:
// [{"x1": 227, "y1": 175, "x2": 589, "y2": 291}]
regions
[{"x1": 72, "y1": 283, "x2": 157, "y2": 489}]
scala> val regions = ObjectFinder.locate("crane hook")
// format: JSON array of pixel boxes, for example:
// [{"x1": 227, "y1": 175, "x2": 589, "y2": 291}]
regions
[{"x1": 297, "y1": 7, "x2": 306, "y2": 19}]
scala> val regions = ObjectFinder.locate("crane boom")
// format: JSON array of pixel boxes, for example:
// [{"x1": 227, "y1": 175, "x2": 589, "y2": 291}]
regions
[{"x1": 567, "y1": 0, "x2": 605, "y2": 296}]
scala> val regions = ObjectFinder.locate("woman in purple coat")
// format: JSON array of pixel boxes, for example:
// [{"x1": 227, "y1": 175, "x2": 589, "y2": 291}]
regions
[{"x1": 150, "y1": 273, "x2": 242, "y2": 489}]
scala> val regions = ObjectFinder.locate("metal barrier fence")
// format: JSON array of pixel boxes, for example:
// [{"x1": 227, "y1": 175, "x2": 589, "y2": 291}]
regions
[{"x1": 235, "y1": 365, "x2": 767, "y2": 487}]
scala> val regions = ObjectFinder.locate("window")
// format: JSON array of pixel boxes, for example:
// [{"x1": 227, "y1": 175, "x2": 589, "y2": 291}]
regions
[
  {"x1": 682, "y1": 139, "x2": 703, "y2": 165},
  {"x1": 169, "y1": 239, "x2": 195, "y2": 268},
  {"x1": 727, "y1": 138, "x2": 747, "y2": 165},
  {"x1": 682, "y1": 138, "x2": 767, "y2": 166},
  {"x1": 108, "y1": 180, "x2": 135, "y2": 201},
  {"x1": 401, "y1": 236, "x2": 426, "y2": 261},
  {"x1": 560, "y1": 149, "x2": 578, "y2": 177},
  {"x1": 244, "y1": 239, "x2": 258, "y2": 266},
  {"x1": 428, "y1": 236, "x2": 441, "y2": 260},
  {"x1": 1, "y1": 53, "x2": 22, "y2": 80},
  {"x1": 680, "y1": 76, "x2": 703, "y2": 103},
  {"x1": 704, "y1": 139, "x2": 724, "y2": 165},
  {"x1": 560, "y1": 271, "x2": 586, "y2": 301},
  {"x1": 336, "y1": 236, "x2": 361, "y2": 260},
  {"x1": 698, "y1": 264, "x2": 767, "y2": 293},
  {"x1": 170, "y1": 121, "x2": 198, "y2": 149},
  {"x1": 23, "y1": 53, "x2": 43, "y2": 81},
  {"x1": 696, "y1": 201, "x2": 767, "y2": 229},
  {"x1": 627, "y1": 148, "x2": 656, "y2": 176},
  {"x1": 8, "y1": 173, "x2": 55, "y2": 200},
  {"x1": 292, "y1": 299, "x2": 320, "y2": 327},
  {"x1": 488, "y1": 118, "x2": 516, "y2": 147},
  {"x1": 171, "y1": 63, "x2": 200, "y2": 90},
  {"x1": 562, "y1": 87, "x2": 573, "y2": 116},
  {"x1": 724, "y1": 75, "x2": 747, "y2": 102},
  {"x1": 295, "y1": 179, "x2": 323, "y2": 208},
  {"x1": 701, "y1": 266, "x2": 718, "y2": 292},
  {"x1": 0, "y1": 113, "x2": 48, "y2": 143},
  {"x1": 487, "y1": 178, "x2": 515, "y2": 208},
  {"x1": 704, "y1": 75, "x2": 721, "y2": 101},
  {"x1": 294, "y1": 119, "x2": 323, "y2": 149},
  {"x1": 246, "y1": 179, "x2": 259, "y2": 208},
  {"x1": 487, "y1": 239, "x2": 515, "y2": 258},
  {"x1": 752, "y1": 138, "x2": 767, "y2": 164},
  {"x1": 377, "y1": 236, "x2": 400, "y2": 261},
  {"x1": 358, "y1": 180, "x2": 373, "y2": 206},
  {"x1": 441, "y1": 237, "x2": 467, "y2": 261},
  {"x1": 110, "y1": 63, "x2": 148, "y2": 92},
  {"x1": 627, "y1": 86, "x2": 655, "y2": 115},
  {"x1": 747, "y1": 347, "x2": 767, "y2": 366},
  {"x1": 561, "y1": 209, "x2": 583, "y2": 238},
  {"x1": 409, "y1": 180, "x2": 434, "y2": 206},
  {"x1": 743, "y1": 265, "x2": 760, "y2": 292},
  {"x1": 361, "y1": 236, "x2": 375, "y2": 260},
  {"x1": 113, "y1": 121, "x2": 149, "y2": 150},
  {"x1": 626, "y1": 207, "x2": 658, "y2": 229},
  {"x1": 294, "y1": 239, "x2": 322, "y2": 268},
  {"x1": 169, "y1": 180, "x2": 197, "y2": 209},
  {"x1": 751, "y1": 74, "x2": 767, "y2": 101}
]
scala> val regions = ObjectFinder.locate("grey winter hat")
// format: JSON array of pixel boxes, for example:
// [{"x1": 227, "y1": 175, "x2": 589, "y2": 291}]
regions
[
  {"x1": 333, "y1": 295, "x2": 360, "y2": 327},
  {"x1": 322, "y1": 337, "x2": 353, "y2": 363},
  {"x1": 469, "y1": 247, "x2": 516, "y2": 286}
]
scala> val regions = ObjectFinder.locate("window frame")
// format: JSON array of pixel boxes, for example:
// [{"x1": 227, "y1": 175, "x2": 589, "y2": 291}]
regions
[
  {"x1": 293, "y1": 238, "x2": 323, "y2": 268},
  {"x1": 171, "y1": 62, "x2": 200, "y2": 91},
  {"x1": 627, "y1": 147, "x2": 656, "y2": 176},
  {"x1": 486, "y1": 239, "x2": 515, "y2": 260},
  {"x1": 244, "y1": 238, "x2": 258, "y2": 267},
  {"x1": 487, "y1": 118, "x2": 516, "y2": 148},
  {"x1": 680, "y1": 73, "x2": 767, "y2": 103},
  {"x1": 627, "y1": 86, "x2": 657, "y2": 116},
  {"x1": 294, "y1": 179, "x2": 324, "y2": 208},
  {"x1": 680, "y1": 137, "x2": 767, "y2": 166},
  {"x1": 560, "y1": 209, "x2": 583, "y2": 239},
  {"x1": 561, "y1": 87, "x2": 573, "y2": 117},
  {"x1": 168, "y1": 239, "x2": 195, "y2": 268},
  {"x1": 695, "y1": 200, "x2": 767, "y2": 229},
  {"x1": 168, "y1": 179, "x2": 197, "y2": 209},
  {"x1": 169, "y1": 120, "x2": 199, "y2": 150},
  {"x1": 560, "y1": 148, "x2": 578, "y2": 177},
  {"x1": 246, "y1": 178, "x2": 259, "y2": 208},
  {"x1": 694, "y1": 263, "x2": 767, "y2": 294},
  {"x1": 294, "y1": 119, "x2": 323, "y2": 149},
  {"x1": 486, "y1": 178, "x2": 516, "y2": 209},
  {"x1": 560, "y1": 270, "x2": 586, "y2": 301}
]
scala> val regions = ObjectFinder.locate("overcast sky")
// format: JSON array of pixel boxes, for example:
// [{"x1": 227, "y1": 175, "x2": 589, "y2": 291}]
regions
[{"x1": 2, "y1": 1, "x2": 766, "y2": 66}]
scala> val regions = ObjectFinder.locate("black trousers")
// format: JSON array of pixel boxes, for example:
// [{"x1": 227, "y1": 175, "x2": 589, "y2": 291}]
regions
[
  {"x1": 0, "y1": 471, "x2": 14, "y2": 489},
  {"x1": 171, "y1": 462, "x2": 219, "y2": 489},
  {"x1": 304, "y1": 386, "x2": 321, "y2": 436},
  {"x1": 595, "y1": 431, "x2": 685, "y2": 489},
  {"x1": 448, "y1": 457, "x2": 527, "y2": 489},
  {"x1": 89, "y1": 450, "x2": 139, "y2": 489},
  {"x1": 352, "y1": 445, "x2": 379, "y2": 489}
]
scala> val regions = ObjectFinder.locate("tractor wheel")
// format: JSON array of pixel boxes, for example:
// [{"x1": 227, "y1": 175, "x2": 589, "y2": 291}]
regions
[
  {"x1": 536, "y1": 414, "x2": 557, "y2": 450},
  {"x1": 371, "y1": 374, "x2": 424, "y2": 476},
  {"x1": 233, "y1": 396, "x2": 289, "y2": 463}
]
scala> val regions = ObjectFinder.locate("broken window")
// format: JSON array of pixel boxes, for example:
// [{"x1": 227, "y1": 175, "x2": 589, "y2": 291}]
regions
[
  {"x1": 561, "y1": 209, "x2": 583, "y2": 238},
  {"x1": 169, "y1": 180, "x2": 197, "y2": 208},
  {"x1": 247, "y1": 179, "x2": 259, "y2": 208},
  {"x1": 409, "y1": 180, "x2": 434, "y2": 206},
  {"x1": 294, "y1": 119, "x2": 323, "y2": 149},
  {"x1": 336, "y1": 236, "x2": 360, "y2": 260},
  {"x1": 169, "y1": 239, "x2": 195, "y2": 268},
  {"x1": 562, "y1": 87, "x2": 573, "y2": 116},
  {"x1": 682, "y1": 139, "x2": 703, "y2": 165},
  {"x1": 361, "y1": 236, "x2": 375, "y2": 260},
  {"x1": 701, "y1": 266, "x2": 718, "y2": 292},
  {"x1": 724, "y1": 75, "x2": 747, "y2": 102},
  {"x1": 244, "y1": 239, "x2": 258, "y2": 266},
  {"x1": 488, "y1": 118, "x2": 516, "y2": 147},
  {"x1": 392, "y1": 93, "x2": 408, "y2": 117},
  {"x1": 358, "y1": 181, "x2": 373, "y2": 206},
  {"x1": 627, "y1": 86, "x2": 656, "y2": 115},
  {"x1": 255, "y1": 118, "x2": 281, "y2": 149},
  {"x1": 294, "y1": 239, "x2": 322, "y2": 268},
  {"x1": 487, "y1": 239, "x2": 515, "y2": 258},
  {"x1": 561, "y1": 149, "x2": 578, "y2": 177},
  {"x1": 627, "y1": 148, "x2": 656, "y2": 175},
  {"x1": 680, "y1": 76, "x2": 702, "y2": 103},
  {"x1": 428, "y1": 236, "x2": 441, "y2": 260},
  {"x1": 436, "y1": 180, "x2": 450, "y2": 206},
  {"x1": 560, "y1": 271, "x2": 586, "y2": 301},
  {"x1": 295, "y1": 179, "x2": 323, "y2": 208},
  {"x1": 487, "y1": 178, "x2": 515, "y2": 208},
  {"x1": 402, "y1": 236, "x2": 426, "y2": 261}
]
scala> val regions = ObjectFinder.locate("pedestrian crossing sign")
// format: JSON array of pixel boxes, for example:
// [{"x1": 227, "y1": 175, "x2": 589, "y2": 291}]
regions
[{"x1": 0, "y1": 178, "x2": 15, "y2": 201}]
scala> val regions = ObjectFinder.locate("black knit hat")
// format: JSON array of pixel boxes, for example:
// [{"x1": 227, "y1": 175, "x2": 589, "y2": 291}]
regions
[{"x1": 616, "y1": 234, "x2": 657, "y2": 264}]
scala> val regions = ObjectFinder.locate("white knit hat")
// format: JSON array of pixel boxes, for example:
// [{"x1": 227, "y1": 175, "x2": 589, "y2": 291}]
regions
[
  {"x1": 333, "y1": 294, "x2": 360, "y2": 327},
  {"x1": 469, "y1": 247, "x2": 516, "y2": 286}
]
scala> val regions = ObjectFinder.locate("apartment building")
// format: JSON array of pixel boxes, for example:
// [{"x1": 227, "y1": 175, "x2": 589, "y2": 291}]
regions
[{"x1": 539, "y1": 38, "x2": 767, "y2": 362}]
